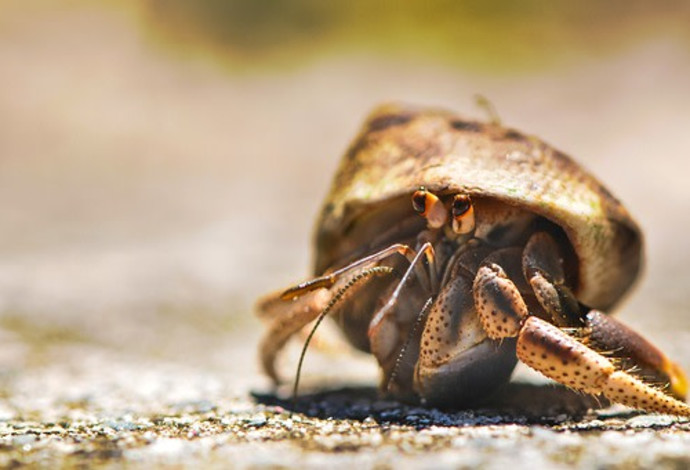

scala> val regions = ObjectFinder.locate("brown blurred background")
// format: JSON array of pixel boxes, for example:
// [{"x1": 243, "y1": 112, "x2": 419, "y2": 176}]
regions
[{"x1": 1, "y1": 0, "x2": 689, "y2": 400}]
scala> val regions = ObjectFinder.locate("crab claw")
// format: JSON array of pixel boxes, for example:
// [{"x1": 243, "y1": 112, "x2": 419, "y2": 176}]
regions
[{"x1": 413, "y1": 272, "x2": 518, "y2": 406}]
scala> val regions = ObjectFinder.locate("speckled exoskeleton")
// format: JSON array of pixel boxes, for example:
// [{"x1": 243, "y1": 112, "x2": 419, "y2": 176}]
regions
[{"x1": 257, "y1": 103, "x2": 690, "y2": 415}]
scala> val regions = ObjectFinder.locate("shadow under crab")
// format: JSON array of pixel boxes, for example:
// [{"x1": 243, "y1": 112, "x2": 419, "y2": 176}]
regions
[{"x1": 252, "y1": 381, "x2": 608, "y2": 427}]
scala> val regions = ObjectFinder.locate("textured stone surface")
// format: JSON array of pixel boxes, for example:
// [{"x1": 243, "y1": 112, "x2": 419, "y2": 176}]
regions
[{"x1": 2, "y1": 358, "x2": 690, "y2": 469}]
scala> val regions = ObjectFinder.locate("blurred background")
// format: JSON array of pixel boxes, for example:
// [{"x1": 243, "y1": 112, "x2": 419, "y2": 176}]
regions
[{"x1": 1, "y1": 0, "x2": 689, "y2": 409}]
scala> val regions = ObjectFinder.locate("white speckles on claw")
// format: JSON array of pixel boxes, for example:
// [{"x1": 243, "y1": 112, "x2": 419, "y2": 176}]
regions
[
  {"x1": 605, "y1": 372, "x2": 690, "y2": 417},
  {"x1": 473, "y1": 264, "x2": 527, "y2": 339},
  {"x1": 517, "y1": 316, "x2": 613, "y2": 393}
]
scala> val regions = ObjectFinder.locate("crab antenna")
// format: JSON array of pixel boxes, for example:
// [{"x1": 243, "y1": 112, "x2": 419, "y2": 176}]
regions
[
  {"x1": 292, "y1": 266, "x2": 395, "y2": 403},
  {"x1": 385, "y1": 296, "x2": 433, "y2": 393},
  {"x1": 474, "y1": 94, "x2": 501, "y2": 126}
]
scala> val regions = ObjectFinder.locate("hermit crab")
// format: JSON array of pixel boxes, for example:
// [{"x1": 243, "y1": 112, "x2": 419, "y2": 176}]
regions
[{"x1": 257, "y1": 103, "x2": 689, "y2": 415}]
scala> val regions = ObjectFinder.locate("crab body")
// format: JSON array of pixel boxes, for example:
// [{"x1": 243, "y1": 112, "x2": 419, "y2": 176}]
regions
[{"x1": 257, "y1": 104, "x2": 689, "y2": 414}]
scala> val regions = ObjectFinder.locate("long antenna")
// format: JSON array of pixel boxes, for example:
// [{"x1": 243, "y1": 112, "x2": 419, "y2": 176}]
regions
[
  {"x1": 292, "y1": 266, "x2": 394, "y2": 402},
  {"x1": 385, "y1": 296, "x2": 433, "y2": 393}
]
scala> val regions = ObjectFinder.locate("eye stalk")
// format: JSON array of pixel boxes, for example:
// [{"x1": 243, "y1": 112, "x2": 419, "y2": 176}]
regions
[
  {"x1": 451, "y1": 194, "x2": 475, "y2": 234},
  {"x1": 411, "y1": 189, "x2": 428, "y2": 215},
  {"x1": 411, "y1": 187, "x2": 447, "y2": 229}
]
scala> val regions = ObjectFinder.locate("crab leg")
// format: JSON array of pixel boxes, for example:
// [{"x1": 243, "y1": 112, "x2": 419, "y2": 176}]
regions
[
  {"x1": 257, "y1": 240, "x2": 433, "y2": 383},
  {"x1": 518, "y1": 317, "x2": 690, "y2": 416},
  {"x1": 473, "y1": 265, "x2": 690, "y2": 416},
  {"x1": 581, "y1": 310, "x2": 688, "y2": 400},
  {"x1": 368, "y1": 242, "x2": 437, "y2": 363},
  {"x1": 522, "y1": 231, "x2": 582, "y2": 327},
  {"x1": 258, "y1": 263, "x2": 398, "y2": 383},
  {"x1": 256, "y1": 288, "x2": 331, "y2": 382},
  {"x1": 522, "y1": 231, "x2": 688, "y2": 400},
  {"x1": 413, "y1": 255, "x2": 519, "y2": 406},
  {"x1": 281, "y1": 243, "x2": 425, "y2": 300}
]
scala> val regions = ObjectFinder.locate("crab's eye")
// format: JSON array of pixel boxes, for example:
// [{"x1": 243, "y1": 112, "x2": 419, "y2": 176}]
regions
[
  {"x1": 452, "y1": 195, "x2": 471, "y2": 217},
  {"x1": 451, "y1": 194, "x2": 475, "y2": 234},
  {"x1": 412, "y1": 189, "x2": 428, "y2": 215},
  {"x1": 411, "y1": 187, "x2": 447, "y2": 229}
]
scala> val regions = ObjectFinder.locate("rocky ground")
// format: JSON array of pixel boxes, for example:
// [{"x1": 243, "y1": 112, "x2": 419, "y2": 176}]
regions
[
  {"x1": 1, "y1": 354, "x2": 690, "y2": 469},
  {"x1": 1, "y1": 3, "x2": 690, "y2": 468}
]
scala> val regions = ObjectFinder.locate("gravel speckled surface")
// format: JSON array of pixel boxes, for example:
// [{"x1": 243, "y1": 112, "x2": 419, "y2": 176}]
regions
[{"x1": 2, "y1": 365, "x2": 690, "y2": 469}]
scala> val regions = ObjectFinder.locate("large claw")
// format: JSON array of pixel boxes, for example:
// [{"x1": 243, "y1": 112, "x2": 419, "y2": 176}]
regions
[{"x1": 518, "y1": 316, "x2": 690, "y2": 416}]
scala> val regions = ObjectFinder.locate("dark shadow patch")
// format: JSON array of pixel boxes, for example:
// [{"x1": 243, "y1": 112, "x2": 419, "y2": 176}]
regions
[
  {"x1": 252, "y1": 382, "x2": 603, "y2": 428},
  {"x1": 368, "y1": 114, "x2": 413, "y2": 132},
  {"x1": 501, "y1": 129, "x2": 526, "y2": 141},
  {"x1": 449, "y1": 119, "x2": 483, "y2": 132}
]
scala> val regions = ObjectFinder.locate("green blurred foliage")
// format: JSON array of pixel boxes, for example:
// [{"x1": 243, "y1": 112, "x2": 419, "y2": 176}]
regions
[{"x1": 140, "y1": 0, "x2": 689, "y2": 72}]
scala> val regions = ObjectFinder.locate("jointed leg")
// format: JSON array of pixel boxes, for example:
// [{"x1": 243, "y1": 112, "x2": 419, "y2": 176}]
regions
[
  {"x1": 581, "y1": 310, "x2": 688, "y2": 400},
  {"x1": 368, "y1": 242, "x2": 437, "y2": 363},
  {"x1": 473, "y1": 261, "x2": 528, "y2": 338},
  {"x1": 257, "y1": 241, "x2": 433, "y2": 384},
  {"x1": 521, "y1": 231, "x2": 688, "y2": 401},
  {"x1": 523, "y1": 231, "x2": 582, "y2": 327},
  {"x1": 258, "y1": 264, "x2": 397, "y2": 384},
  {"x1": 473, "y1": 260, "x2": 690, "y2": 416},
  {"x1": 518, "y1": 316, "x2": 690, "y2": 416},
  {"x1": 257, "y1": 288, "x2": 331, "y2": 382},
  {"x1": 281, "y1": 242, "x2": 431, "y2": 300},
  {"x1": 414, "y1": 267, "x2": 517, "y2": 405}
]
